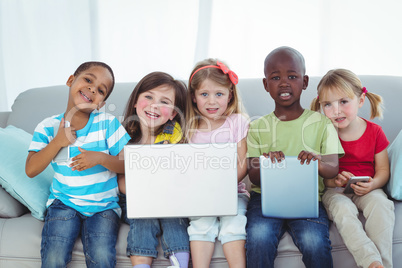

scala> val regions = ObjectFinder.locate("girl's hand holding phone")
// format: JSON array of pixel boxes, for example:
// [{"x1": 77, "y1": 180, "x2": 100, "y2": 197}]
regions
[{"x1": 350, "y1": 176, "x2": 373, "y2": 196}]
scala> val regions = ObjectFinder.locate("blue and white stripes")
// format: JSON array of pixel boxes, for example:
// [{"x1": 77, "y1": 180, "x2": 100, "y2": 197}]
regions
[{"x1": 29, "y1": 111, "x2": 130, "y2": 216}]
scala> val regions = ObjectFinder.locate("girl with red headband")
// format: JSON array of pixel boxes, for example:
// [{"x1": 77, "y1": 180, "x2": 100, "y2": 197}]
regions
[
  {"x1": 186, "y1": 59, "x2": 249, "y2": 268},
  {"x1": 311, "y1": 69, "x2": 394, "y2": 268}
]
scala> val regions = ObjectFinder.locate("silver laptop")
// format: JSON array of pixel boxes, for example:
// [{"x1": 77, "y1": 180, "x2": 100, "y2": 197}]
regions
[
  {"x1": 260, "y1": 155, "x2": 319, "y2": 219},
  {"x1": 124, "y1": 143, "x2": 238, "y2": 218}
]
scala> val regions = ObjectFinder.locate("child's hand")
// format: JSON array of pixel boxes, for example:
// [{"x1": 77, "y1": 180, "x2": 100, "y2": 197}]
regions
[
  {"x1": 350, "y1": 177, "x2": 374, "y2": 196},
  {"x1": 70, "y1": 147, "x2": 104, "y2": 171},
  {"x1": 263, "y1": 151, "x2": 285, "y2": 163},
  {"x1": 334, "y1": 171, "x2": 351, "y2": 187},
  {"x1": 297, "y1": 150, "x2": 321, "y2": 165},
  {"x1": 54, "y1": 118, "x2": 76, "y2": 148}
]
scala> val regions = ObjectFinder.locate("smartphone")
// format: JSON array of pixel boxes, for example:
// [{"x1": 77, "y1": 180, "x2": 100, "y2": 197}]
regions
[
  {"x1": 53, "y1": 120, "x2": 71, "y2": 163},
  {"x1": 343, "y1": 176, "x2": 370, "y2": 194}
]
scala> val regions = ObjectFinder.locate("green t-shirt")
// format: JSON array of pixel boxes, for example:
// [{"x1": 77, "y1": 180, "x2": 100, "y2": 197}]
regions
[{"x1": 247, "y1": 109, "x2": 344, "y2": 198}]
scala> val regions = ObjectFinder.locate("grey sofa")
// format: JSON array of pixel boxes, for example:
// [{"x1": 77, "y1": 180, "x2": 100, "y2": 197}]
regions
[{"x1": 0, "y1": 75, "x2": 401, "y2": 267}]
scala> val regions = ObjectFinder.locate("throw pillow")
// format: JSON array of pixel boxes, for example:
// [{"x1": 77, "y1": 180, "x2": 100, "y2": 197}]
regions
[
  {"x1": 0, "y1": 125, "x2": 54, "y2": 220},
  {"x1": 0, "y1": 186, "x2": 28, "y2": 218},
  {"x1": 387, "y1": 129, "x2": 402, "y2": 200}
]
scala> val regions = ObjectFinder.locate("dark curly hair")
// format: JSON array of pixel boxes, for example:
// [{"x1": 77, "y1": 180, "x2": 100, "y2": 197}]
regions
[{"x1": 73, "y1": 61, "x2": 115, "y2": 100}]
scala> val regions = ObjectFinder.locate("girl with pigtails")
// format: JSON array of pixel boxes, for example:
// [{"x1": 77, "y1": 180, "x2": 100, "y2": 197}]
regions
[{"x1": 311, "y1": 69, "x2": 395, "y2": 268}]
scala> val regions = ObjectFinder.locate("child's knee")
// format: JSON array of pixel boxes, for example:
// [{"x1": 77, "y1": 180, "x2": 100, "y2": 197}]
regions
[
  {"x1": 299, "y1": 230, "x2": 331, "y2": 253},
  {"x1": 41, "y1": 240, "x2": 73, "y2": 268},
  {"x1": 85, "y1": 247, "x2": 116, "y2": 266}
]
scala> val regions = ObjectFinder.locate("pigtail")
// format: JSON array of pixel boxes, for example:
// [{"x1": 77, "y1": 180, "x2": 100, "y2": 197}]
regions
[
  {"x1": 310, "y1": 97, "x2": 321, "y2": 112},
  {"x1": 365, "y1": 91, "x2": 384, "y2": 119}
]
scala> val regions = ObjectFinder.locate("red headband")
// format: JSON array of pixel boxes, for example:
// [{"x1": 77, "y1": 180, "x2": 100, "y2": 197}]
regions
[{"x1": 189, "y1": 61, "x2": 238, "y2": 85}]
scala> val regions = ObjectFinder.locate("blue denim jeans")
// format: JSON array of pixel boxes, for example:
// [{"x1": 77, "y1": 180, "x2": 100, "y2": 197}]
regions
[
  {"x1": 41, "y1": 199, "x2": 120, "y2": 268},
  {"x1": 120, "y1": 194, "x2": 190, "y2": 258},
  {"x1": 246, "y1": 192, "x2": 333, "y2": 268}
]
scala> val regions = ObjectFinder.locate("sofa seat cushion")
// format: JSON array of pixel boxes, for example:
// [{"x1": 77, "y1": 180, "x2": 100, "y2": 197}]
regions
[{"x1": 0, "y1": 216, "x2": 230, "y2": 268}]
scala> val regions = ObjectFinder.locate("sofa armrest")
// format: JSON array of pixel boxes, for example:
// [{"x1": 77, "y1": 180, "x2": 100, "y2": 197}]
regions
[{"x1": 0, "y1": 111, "x2": 10, "y2": 128}]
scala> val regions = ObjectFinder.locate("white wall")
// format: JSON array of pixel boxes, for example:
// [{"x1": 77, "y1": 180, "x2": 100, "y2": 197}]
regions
[{"x1": 1, "y1": 0, "x2": 401, "y2": 111}]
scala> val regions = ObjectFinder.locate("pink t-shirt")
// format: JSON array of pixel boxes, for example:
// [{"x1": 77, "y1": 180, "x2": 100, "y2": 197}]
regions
[
  {"x1": 339, "y1": 119, "x2": 389, "y2": 177},
  {"x1": 190, "y1": 113, "x2": 250, "y2": 194}
]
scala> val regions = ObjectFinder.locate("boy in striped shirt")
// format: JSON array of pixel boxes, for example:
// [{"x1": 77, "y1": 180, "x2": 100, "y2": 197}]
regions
[{"x1": 26, "y1": 61, "x2": 130, "y2": 267}]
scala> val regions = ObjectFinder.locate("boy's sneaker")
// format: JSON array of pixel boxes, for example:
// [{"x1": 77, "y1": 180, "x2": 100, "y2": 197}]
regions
[{"x1": 167, "y1": 253, "x2": 180, "y2": 267}]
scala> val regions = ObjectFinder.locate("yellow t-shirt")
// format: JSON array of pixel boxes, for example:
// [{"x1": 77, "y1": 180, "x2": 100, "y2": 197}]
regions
[{"x1": 154, "y1": 120, "x2": 183, "y2": 144}]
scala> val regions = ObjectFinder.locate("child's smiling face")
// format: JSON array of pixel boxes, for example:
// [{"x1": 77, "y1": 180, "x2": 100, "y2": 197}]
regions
[
  {"x1": 135, "y1": 85, "x2": 177, "y2": 130},
  {"x1": 66, "y1": 65, "x2": 113, "y2": 112},
  {"x1": 263, "y1": 49, "x2": 308, "y2": 109}
]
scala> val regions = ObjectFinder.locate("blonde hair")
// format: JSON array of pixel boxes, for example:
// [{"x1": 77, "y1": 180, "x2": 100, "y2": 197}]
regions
[
  {"x1": 185, "y1": 58, "x2": 242, "y2": 140},
  {"x1": 310, "y1": 69, "x2": 383, "y2": 119}
]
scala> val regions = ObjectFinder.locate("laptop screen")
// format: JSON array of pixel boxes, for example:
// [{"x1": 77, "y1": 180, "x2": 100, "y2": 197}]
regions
[{"x1": 124, "y1": 143, "x2": 238, "y2": 218}]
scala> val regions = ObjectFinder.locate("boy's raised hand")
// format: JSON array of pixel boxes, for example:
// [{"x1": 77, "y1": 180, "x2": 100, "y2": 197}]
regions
[
  {"x1": 53, "y1": 118, "x2": 76, "y2": 148},
  {"x1": 297, "y1": 150, "x2": 321, "y2": 165},
  {"x1": 263, "y1": 151, "x2": 285, "y2": 163}
]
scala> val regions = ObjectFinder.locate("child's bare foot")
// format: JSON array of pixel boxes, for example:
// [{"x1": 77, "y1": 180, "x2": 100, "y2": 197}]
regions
[{"x1": 368, "y1": 261, "x2": 384, "y2": 268}]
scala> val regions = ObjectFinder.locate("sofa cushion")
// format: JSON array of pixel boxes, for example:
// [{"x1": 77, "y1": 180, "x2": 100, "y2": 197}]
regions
[
  {"x1": 0, "y1": 125, "x2": 54, "y2": 220},
  {"x1": 0, "y1": 186, "x2": 28, "y2": 218}
]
